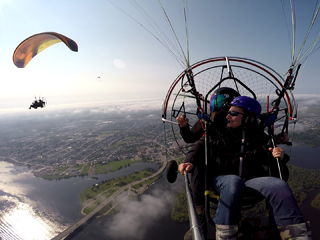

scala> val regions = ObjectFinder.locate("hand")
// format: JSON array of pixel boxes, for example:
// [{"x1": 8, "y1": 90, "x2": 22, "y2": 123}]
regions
[
  {"x1": 269, "y1": 147, "x2": 284, "y2": 160},
  {"x1": 176, "y1": 115, "x2": 189, "y2": 128},
  {"x1": 178, "y1": 163, "x2": 193, "y2": 175}
]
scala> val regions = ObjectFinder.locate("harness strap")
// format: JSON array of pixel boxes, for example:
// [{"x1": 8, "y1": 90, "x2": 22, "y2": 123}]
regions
[
  {"x1": 239, "y1": 130, "x2": 246, "y2": 177},
  {"x1": 205, "y1": 190, "x2": 219, "y2": 200}
]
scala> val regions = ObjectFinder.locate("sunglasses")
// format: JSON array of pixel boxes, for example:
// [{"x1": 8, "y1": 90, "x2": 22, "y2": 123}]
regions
[{"x1": 227, "y1": 111, "x2": 244, "y2": 117}]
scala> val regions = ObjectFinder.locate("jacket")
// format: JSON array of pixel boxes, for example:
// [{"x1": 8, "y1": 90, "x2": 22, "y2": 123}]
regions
[
  {"x1": 180, "y1": 112, "x2": 228, "y2": 143},
  {"x1": 185, "y1": 124, "x2": 290, "y2": 182}
]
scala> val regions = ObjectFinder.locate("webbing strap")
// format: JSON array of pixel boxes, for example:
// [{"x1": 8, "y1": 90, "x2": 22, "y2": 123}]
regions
[{"x1": 205, "y1": 190, "x2": 219, "y2": 200}]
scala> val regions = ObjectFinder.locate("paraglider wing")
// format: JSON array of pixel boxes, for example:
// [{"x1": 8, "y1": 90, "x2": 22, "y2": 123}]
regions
[{"x1": 13, "y1": 32, "x2": 78, "y2": 68}]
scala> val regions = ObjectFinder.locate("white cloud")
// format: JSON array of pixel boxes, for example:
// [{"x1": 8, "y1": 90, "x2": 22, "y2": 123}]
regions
[
  {"x1": 294, "y1": 94, "x2": 320, "y2": 117},
  {"x1": 104, "y1": 182, "x2": 183, "y2": 239},
  {"x1": 0, "y1": 98, "x2": 163, "y2": 119}
]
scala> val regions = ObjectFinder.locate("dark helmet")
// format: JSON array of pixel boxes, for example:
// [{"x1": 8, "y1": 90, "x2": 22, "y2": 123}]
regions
[
  {"x1": 209, "y1": 87, "x2": 240, "y2": 112},
  {"x1": 230, "y1": 96, "x2": 261, "y2": 119}
]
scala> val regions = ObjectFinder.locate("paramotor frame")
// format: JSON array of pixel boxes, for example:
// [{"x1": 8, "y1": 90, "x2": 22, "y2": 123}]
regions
[{"x1": 162, "y1": 56, "x2": 297, "y2": 155}]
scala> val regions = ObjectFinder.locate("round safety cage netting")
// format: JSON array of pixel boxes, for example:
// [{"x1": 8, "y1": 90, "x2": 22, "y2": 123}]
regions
[{"x1": 162, "y1": 56, "x2": 297, "y2": 155}]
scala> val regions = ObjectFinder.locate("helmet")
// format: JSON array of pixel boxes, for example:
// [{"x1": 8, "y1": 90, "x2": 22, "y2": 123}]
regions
[
  {"x1": 230, "y1": 96, "x2": 261, "y2": 119},
  {"x1": 210, "y1": 87, "x2": 240, "y2": 112}
]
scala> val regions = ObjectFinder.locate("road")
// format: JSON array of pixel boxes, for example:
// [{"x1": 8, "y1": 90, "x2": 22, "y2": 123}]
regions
[{"x1": 51, "y1": 161, "x2": 167, "y2": 240}]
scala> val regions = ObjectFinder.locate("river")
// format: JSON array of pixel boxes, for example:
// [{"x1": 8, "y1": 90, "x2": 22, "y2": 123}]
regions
[
  {"x1": 0, "y1": 161, "x2": 159, "y2": 240},
  {"x1": 285, "y1": 143, "x2": 320, "y2": 170},
  {"x1": 70, "y1": 174, "x2": 190, "y2": 240},
  {"x1": 300, "y1": 188, "x2": 320, "y2": 239},
  {"x1": 70, "y1": 143, "x2": 320, "y2": 240},
  {"x1": 70, "y1": 174, "x2": 320, "y2": 240},
  {"x1": 0, "y1": 144, "x2": 320, "y2": 240},
  {"x1": 289, "y1": 144, "x2": 320, "y2": 238}
]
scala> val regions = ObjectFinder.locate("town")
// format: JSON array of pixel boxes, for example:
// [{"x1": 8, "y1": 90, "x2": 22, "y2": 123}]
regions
[
  {"x1": 0, "y1": 109, "x2": 184, "y2": 179},
  {"x1": 0, "y1": 105, "x2": 319, "y2": 180}
]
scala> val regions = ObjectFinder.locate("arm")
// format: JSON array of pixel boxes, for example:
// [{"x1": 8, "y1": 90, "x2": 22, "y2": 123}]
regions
[
  {"x1": 179, "y1": 120, "x2": 204, "y2": 143},
  {"x1": 178, "y1": 137, "x2": 206, "y2": 175},
  {"x1": 268, "y1": 147, "x2": 290, "y2": 181},
  {"x1": 177, "y1": 111, "x2": 226, "y2": 144}
]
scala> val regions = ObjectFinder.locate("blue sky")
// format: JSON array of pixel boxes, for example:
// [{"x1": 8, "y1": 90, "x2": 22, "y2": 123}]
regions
[{"x1": 0, "y1": 0, "x2": 319, "y2": 112}]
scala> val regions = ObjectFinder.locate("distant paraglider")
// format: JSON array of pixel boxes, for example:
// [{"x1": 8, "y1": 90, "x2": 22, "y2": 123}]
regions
[
  {"x1": 29, "y1": 97, "x2": 47, "y2": 109},
  {"x1": 13, "y1": 32, "x2": 78, "y2": 109},
  {"x1": 13, "y1": 32, "x2": 78, "y2": 68}
]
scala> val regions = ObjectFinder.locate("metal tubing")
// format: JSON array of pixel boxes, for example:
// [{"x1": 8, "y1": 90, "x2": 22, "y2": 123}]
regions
[
  {"x1": 161, "y1": 118, "x2": 179, "y2": 125},
  {"x1": 185, "y1": 174, "x2": 205, "y2": 240},
  {"x1": 270, "y1": 137, "x2": 283, "y2": 180},
  {"x1": 225, "y1": 56, "x2": 231, "y2": 77}
]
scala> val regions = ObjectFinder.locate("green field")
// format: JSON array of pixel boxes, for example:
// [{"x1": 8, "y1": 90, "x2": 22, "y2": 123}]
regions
[
  {"x1": 80, "y1": 165, "x2": 90, "y2": 175},
  {"x1": 94, "y1": 159, "x2": 138, "y2": 174},
  {"x1": 41, "y1": 159, "x2": 144, "y2": 179}
]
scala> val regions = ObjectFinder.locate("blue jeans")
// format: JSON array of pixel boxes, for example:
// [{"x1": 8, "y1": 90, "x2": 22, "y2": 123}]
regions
[{"x1": 212, "y1": 175, "x2": 305, "y2": 226}]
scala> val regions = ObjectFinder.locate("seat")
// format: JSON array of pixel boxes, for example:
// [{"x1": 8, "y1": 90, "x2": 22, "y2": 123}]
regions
[
  {"x1": 204, "y1": 188, "x2": 281, "y2": 240},
  {"x1": 205, "y1": 188, "x2": 265, "y2": 210}
]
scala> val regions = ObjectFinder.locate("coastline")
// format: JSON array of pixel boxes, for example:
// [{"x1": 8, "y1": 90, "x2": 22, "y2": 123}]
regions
[{"x1": 79, "y1": 161, "x2": 166, "y2": 216}]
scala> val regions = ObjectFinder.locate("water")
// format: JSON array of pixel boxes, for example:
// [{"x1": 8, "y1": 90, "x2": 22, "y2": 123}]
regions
[
  {"x1": 299, "y1": 188, "x2": 320, "y2": 239},
  {"x1": 1, "y1": 143, "x2": 320, "y2": 240},
  {"x1": 289, "y1": 143, "x2": 320, "y2": 170},
  {"x1": 70, "y1": 175, "x2": 189, "y2": 240},
  {"x1": 289, "y1": 143, "x2": 320, "y2": 239},
  {"x1": 70, "y1": 143, "x2": 320, "y2": 240},
  {"x1": 0, "y1": 161, "x2": 159, "y2": 240}
]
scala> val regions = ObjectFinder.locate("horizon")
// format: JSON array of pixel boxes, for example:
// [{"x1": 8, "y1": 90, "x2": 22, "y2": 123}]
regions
[
  {"x1": 1, "y1": 1, "x2": 320, "y2": 112},
  {"x1": 1, "y1": 93, "x2": 320, "y2": 117}
]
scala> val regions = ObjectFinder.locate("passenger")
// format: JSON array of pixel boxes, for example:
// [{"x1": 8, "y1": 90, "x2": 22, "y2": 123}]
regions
[
  {"x1": 179, "y1": 96, "x2": 311, "y2": 240},
  {"x1": 176, "y1": 87, "x2": 240, "y2": 143},
  {"x1": 176, "y1": 87, "x2": 240, "y2": 239},
  {"x1": 29, "y1": 100, "x2": 39, "y2": 109}
]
